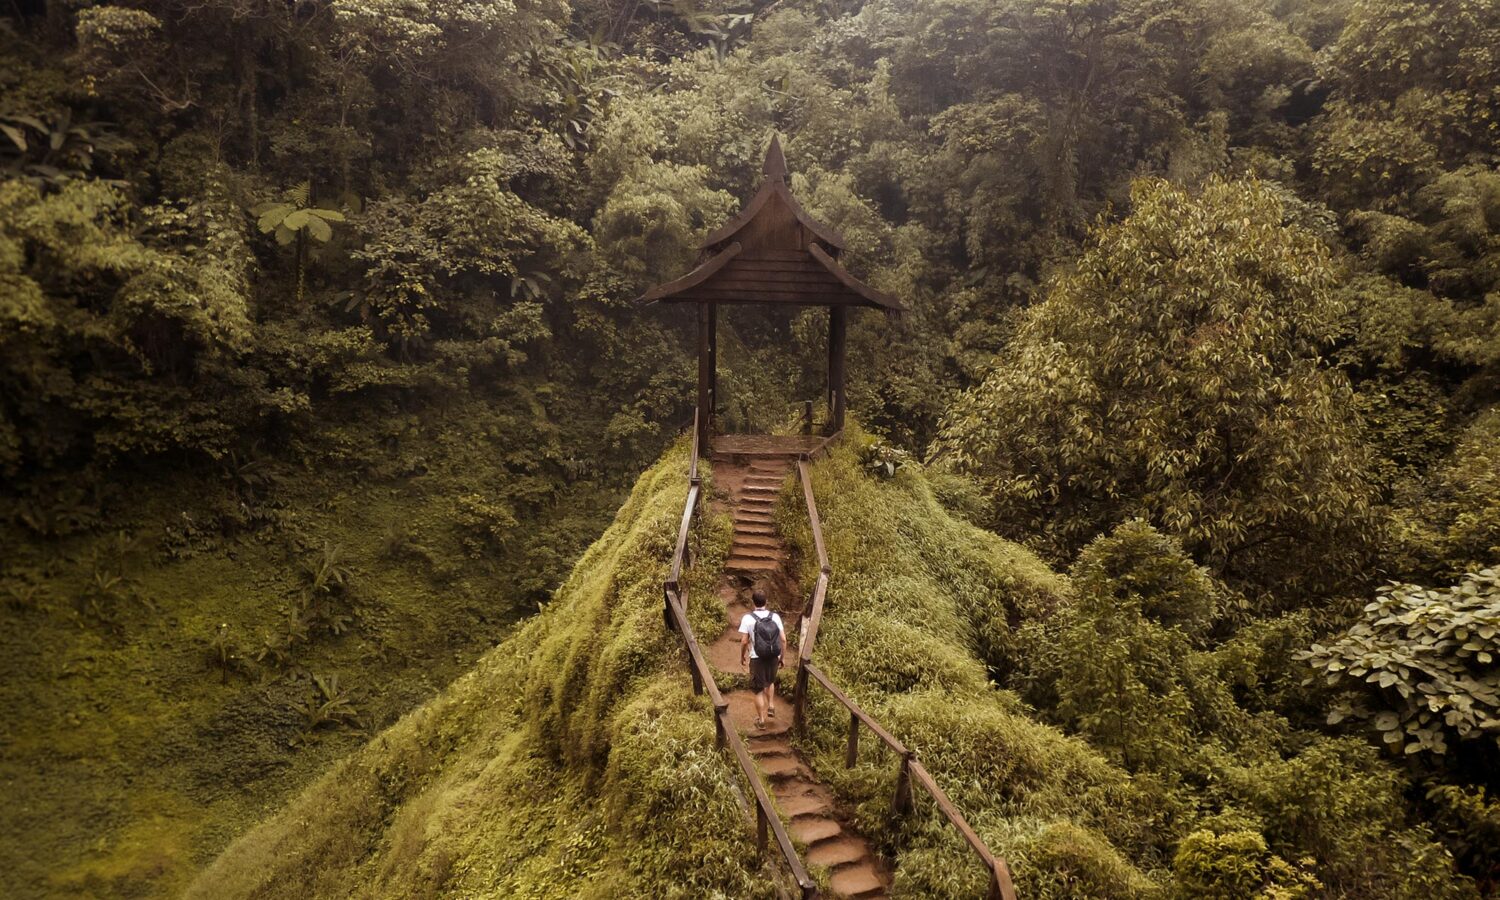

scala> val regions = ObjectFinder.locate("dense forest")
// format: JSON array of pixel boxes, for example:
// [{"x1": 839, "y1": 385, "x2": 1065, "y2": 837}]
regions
[{"x1": 1, "y1": 0, "x2": 1498, "y2": 896}]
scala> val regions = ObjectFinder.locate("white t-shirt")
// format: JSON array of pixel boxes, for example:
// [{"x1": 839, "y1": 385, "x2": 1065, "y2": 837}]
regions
[{"x1": 738, "y1": 609, "x2": 785, "y2": 659}]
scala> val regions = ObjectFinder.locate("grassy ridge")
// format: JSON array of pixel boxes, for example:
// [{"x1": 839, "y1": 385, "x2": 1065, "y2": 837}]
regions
[
  {"x1": 186, "y1": 441, "x2": 777, "y2": 899},
  {"x1": 780, "y1": 432, "x2": 1168, "y2": 898}
]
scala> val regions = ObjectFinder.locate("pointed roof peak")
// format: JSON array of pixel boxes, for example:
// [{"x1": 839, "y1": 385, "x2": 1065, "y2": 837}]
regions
[{"x1": 762, "y1": 134, "x2": 787, "y2": 180}]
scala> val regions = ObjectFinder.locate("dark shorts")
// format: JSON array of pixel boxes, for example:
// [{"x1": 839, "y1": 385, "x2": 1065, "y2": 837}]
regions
[{"x1": 750, "y1": 655, "x2": 780, "y2": 693}]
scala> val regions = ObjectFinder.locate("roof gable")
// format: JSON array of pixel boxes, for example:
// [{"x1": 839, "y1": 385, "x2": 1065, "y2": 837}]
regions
[{"x1": 638, "y1": 136, "x2": 902, "y2": 312}]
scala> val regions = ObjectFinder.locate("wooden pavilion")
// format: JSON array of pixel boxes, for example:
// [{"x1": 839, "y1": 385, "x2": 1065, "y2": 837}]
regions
[{"x1": 639, "y1": 136, "x2": 903, "y2": 455}]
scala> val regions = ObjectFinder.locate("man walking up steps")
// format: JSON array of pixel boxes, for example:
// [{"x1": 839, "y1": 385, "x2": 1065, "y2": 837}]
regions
[{"x1": 738, "y1": 590, "x2": 785, "y2": 728}]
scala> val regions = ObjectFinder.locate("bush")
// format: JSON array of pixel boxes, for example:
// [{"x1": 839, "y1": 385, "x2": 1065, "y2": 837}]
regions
[
  {"x1": 1171, "y1": 829, "x2": 1318, "y2": 899},
  {"x1": 1301, "y1": 567, "x2": 1500, "y2": 759}
]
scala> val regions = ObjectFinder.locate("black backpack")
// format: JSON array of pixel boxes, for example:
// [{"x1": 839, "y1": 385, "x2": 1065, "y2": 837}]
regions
[{"x1": 752, "y1": 610, "x2": 782, "y2": 658}]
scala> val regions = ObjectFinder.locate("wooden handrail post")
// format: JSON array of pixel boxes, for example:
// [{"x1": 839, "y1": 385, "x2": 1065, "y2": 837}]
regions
[
  {"x1": 992, "y1": 859, "x2": 1018, "y2": 900},
  {"x1": 802, "y1": 400, "x2": 813, "y2": 435},
  {"x1": 793, "y1": 661, "x2": 810, "y2": 734},
  {"x1": 714, "y1": 703, "x2": 728, "y2": 750},
  {"x1": 846, "y1": 710, "x2": 859, "y2": 768},
  {"x1": 756, "y1": 806, "x2": 768, "y2": 852},
  {"x1": 891, "y1": 750, "x2": 915, "y2": 818},
  {"x1": 688, "y1": 644, "x2": 703, "y2": 695}
]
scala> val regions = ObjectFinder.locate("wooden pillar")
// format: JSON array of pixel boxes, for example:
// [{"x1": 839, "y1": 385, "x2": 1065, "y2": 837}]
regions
[
  {"x1": 827, "y1": 306, "x2": 848, "y2": 433},
  {"x1": 697, "y1": 303, "x2": 712, "y2": 453},
  {"x1": 708, "y1": 302, "x2": 718, "y2": 425}
]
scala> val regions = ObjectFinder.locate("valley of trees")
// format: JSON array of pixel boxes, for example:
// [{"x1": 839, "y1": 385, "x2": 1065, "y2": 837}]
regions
[{"x1": 1, "y1": 0, "x2": 1497, "y2": 896}]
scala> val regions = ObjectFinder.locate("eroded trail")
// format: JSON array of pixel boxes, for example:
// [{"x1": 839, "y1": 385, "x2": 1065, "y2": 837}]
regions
[{"x1": 706, "y1": 454, "x2": 891, "y2": 899}]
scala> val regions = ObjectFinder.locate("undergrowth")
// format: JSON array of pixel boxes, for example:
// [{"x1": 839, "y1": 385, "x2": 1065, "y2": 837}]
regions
[
  {"x1": 186, "y1": 440, "x2": 776, "y2": 898},
  {"x1": 780, "y1": 428, "x2": 1472, "y2": 898}
]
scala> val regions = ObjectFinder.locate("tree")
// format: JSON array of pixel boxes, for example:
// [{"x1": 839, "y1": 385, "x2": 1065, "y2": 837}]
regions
[{"x1": 937, "y1": 177, "x2": 1377, "y2": 598}]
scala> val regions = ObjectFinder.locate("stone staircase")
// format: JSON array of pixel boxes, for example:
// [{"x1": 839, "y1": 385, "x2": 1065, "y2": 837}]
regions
[
  {"x1": 725, "y1": 457, "x2": 794, "y2": 576},
  {"x1": 709, "y1": 455, "x2": 891, "y2": 899}
]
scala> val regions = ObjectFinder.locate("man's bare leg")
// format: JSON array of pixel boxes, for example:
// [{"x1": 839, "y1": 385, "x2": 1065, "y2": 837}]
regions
[
  {"x1": 767, "y1": 680, "x2": 777, "y2": 717},
  {"x1": 753, "y1": 687, "x2": 768, "y2": 726}
]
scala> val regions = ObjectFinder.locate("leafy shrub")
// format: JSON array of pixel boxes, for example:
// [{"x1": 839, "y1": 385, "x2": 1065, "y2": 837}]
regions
[
  {"x1": 1016, "y1": 822, "x2": 1163, "y2": 900},
  {"x1": 1170, "y1": 829, "x2": 1318, "y2": 899},
  {"x1": 288, "y1": 673, "x2": 363, "y2": 744},
  {"x1": 859, "y1": 437, "x2": 913, "y2": 479},
  {"x1": 1424, "y1": 783, "x2": 1500, "y2": 892},
  {"x1": 453, "y1": 492, "x2": 519, "y2": 558},
  {"x1": 1020, "y1": 521, "x2": 1219, "y2": 772},
  {"x1": 1215, "y1": 736, "x2": 1470, "y2": 898},
  {"x1": 1301, "y1": 567, "x2": 1500, "y2": 758}
]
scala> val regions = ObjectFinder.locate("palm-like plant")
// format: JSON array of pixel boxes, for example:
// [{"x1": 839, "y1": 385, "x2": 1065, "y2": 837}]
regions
[{"x1": 250, "y1": 182, "x2": 346, "y2": 301}]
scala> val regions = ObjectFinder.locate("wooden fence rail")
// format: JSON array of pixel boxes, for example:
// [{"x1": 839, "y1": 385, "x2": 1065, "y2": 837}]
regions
[
  {"x1": 789, "y1": 452, "x2": 1019, "y2": 900},
  {"x1": 662, "y1": 413, "x2": 819, "y2": 899}
]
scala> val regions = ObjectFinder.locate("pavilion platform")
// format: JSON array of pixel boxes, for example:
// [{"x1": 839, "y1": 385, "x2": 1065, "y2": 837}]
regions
[{"x1": 710, "y1": 433, "x2": 828, "y2": 459}]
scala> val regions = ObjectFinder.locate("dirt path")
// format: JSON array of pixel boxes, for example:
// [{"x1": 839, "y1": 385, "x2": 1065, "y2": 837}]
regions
[{"x1": 707, "y1": 454, "x2": 891, "y2": 899}]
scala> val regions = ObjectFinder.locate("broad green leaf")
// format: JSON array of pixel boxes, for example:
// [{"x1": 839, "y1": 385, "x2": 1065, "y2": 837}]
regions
[
  {"x1": 0, "y1": 123, "x2": 26, "y2": 152},
  {"x1": 305, "y1": 215, "x2": 332, "y2": 242}
]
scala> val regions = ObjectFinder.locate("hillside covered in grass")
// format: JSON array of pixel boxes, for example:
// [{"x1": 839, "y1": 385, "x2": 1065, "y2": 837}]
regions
[
  {"x1": 188, "y1": 431, "x2": 1416, "y2": 898},
  {"x1": 0, "y1": 390, "x2": 628, "y2": 898},
  {"x1": 185, "y1": 441, "x2": 777, "y2": 899},
  {"x1": 782, "y1": 433, "x2": 1475, "y2": 897}
]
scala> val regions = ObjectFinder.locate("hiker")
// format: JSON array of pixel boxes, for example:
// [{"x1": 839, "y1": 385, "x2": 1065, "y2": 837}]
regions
[{"x1": 738, "y1": 590, "x2": 785, "y2": 728}]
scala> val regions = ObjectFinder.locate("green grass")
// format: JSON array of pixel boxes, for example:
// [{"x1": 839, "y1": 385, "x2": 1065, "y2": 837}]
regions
[
  {"x1": 0, "y1": 390, "x2": 624, "y2": 897},
  {"x1": 779, "y1": 428, "x2": 1173, "y2": 898},
  {"x1": 185, "y1": 440, "x2": 778, "y2": 898}
]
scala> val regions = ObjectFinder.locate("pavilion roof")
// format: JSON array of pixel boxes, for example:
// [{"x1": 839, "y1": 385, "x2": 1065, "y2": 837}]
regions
[{"x1": 638, "y1": 136, "x2": 903, "y2": 312}]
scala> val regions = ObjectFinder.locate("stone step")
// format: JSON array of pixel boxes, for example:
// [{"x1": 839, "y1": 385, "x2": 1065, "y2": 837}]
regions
[
  {"x1": 758, "y1": 754, "x2": 810, "y2": 780},
  {"x1": 734, "y1": 523, "x2": 776, "y2": 537},
  {"x1": 745, "y1": 475, "x2": 788, "y2": 487},
  {"x1": 790, "y1": 816, "x2": 843, "y2": 845},
  {"x1": 808, "y1": 836, "x2": 868, "y2": 870},
  {"x1": 727, "y1": 691, "x2": 789, "y2": 735},
  {"x1": 726, "y1": 557, "x2": 780, "y2": 573},
  {"x1": 742, "y1": 483, "x2": 780, "y2": 495},
  {"x1": 748, "y1": 738, "x2": 795, "y2": 759},
  {"x1": 730, "y1": 545, "x2": 785, "y2": 561},
  {"x1": 732, "y1": 534, "x2": 782, "y2": 550},
  {"x1": 831, "y1": 863, "x2": 885, "y2": 898},
  {"x1": 735, "y1": 511, "x2": 775, "y2": 524},
  {"x1": 776, "y1": 791, "x2": 833, "y2": 819},
  {"x1": 737, "y1": 493, "x2": 775, "y2": 505}
]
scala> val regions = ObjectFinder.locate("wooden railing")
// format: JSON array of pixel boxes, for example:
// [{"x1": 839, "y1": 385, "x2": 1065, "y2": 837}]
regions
[
  {"x1": 789, "y1": 453, "x2": 1019, "y2": 900},
  {"x1": 662, "y1": 413, "x2": 819, "y2": 899}
]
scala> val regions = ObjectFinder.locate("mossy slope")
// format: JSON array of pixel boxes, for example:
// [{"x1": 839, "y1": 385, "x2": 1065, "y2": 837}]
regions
[
  {"x1": 781, "y1": 432, "x2": 1169, "y2": 898},
  {"x1": 0, "y1": 390, "x2": 626, "y2": 898},
  {"x1": 186, "y1": 441, "x2": 770, "y2": 899}
]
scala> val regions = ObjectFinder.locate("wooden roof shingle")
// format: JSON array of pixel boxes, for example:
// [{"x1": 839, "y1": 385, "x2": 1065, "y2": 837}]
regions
[{"x1": 637, "y1": 136, "x2": 903, "y2": 312}]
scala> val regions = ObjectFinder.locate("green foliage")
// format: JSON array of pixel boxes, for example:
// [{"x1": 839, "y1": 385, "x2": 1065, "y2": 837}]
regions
[
  {"x1": 858, "y1": 438, "x2": 912, "y2": 479},
  {"x1": 1302, "y1": 568, "x2": 1500, "y2": 758},
  {"x1": 1171, "y1": 829, "x2": 1319, "y2": 899},
  {"x1": 288, "y1": 673, "x2": 363, "y2": 744},
  {"x1": 205, "y1": 623, "x2": 250, "y2": 684},
  {"x1": 5, "y1": 0, "x2": 1500, "y2": 892},
  {"x1": 1038, "y1": 522, "x2": 1219, "y2": 771},
  {"x1": 777, "y1": 435, "x2": 1161, "y2": 896},
  {"x1": 1424, "y1": 782, "x2": 1500, "y2": 889},
  {"x1": 186, "y1": 442, "x2": 758, "y2": 898},
  {"x1": 938, "y1": 178, "x2": 1378, "y2": 599},
  {"x1": 252, "y1": 183, "x2": 347, "y2": 247}
]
